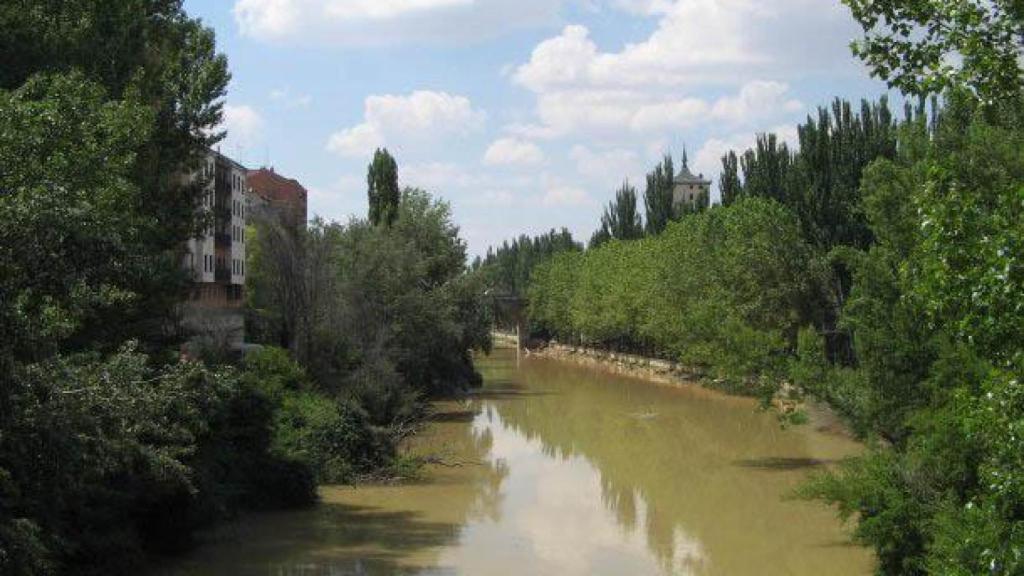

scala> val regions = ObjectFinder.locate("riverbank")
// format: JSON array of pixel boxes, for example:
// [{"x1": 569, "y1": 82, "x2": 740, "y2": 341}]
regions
[
  {"x1": 529, "y1": 339, "x2": 705, "y2": 389},
  {"x1": 497, "y1": 333, "x2": 854, "y2": 439}
]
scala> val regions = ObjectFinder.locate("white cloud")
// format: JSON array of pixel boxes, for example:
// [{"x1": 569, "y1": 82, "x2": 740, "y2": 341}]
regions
[
  {"x1": 514, "y1": 1, "x2": 855, "y2": 93},
  {"x1": 366, "y1": 91, "x2": 485, "y2": 134},
  {"x1": 234, "y1": 0, "x2": 564, "y2": 44},
  {"x1": 513, "y1": 25, "x2": 598, "y2": 93},
  {"x1": 326, "y1": 91, "x2": 485, "y2": 158},
  {"x1": 484, "y1": 138, "x2": 544, "y2": 166},
  {"x1": 710, "y1": 80, "x2": 803, "y2": 124},
  {"x1": 629, "y1": 97, "x2": 709, "y2": 131},
  {"x1": 569, "y1": 145, "x2": 643, "y2": 187},
  {"x1": 508, "y1": 1, "x2": 856, "y2": 141},
  {"x1": 222, "y1": 104, "x2": 265, "y2": 148},
  {"x1": 234, "y1": 0, "x2": 300, "y2": 39},
  {"x1": 509, "y1": 81, "x2": 801, "y2": 140},
  {"x1": 326, "y1": 123, "x2": 384, "y2": 158},
  {"x1": 324, "y1": 0, "x2": 473, "y2": 20}
]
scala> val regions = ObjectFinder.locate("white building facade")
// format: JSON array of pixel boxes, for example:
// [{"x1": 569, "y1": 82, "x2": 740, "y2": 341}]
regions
[{"x1": 181, "y1": 149, "x2": 250, "y2": 347}]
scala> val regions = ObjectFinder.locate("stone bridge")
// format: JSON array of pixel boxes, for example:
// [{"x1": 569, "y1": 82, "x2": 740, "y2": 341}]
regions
[{"x1": 487, "y1": 291, "x2": 528, "y2": 350}]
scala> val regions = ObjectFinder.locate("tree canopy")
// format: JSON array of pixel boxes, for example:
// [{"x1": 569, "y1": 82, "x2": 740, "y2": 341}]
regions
[
  {"x1": 844, "y1": 0, "x2": 1024, "y2": 101},
  {"x1": 367, "y1": 148, "x2": 401, "y2": 227},
  {"x1": 591, "y1": 181, "x2": 644, "y2": 248}
]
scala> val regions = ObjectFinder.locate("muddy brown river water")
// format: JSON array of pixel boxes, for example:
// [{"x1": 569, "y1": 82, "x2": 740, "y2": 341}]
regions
[{"x1": 155, "y1": 346, "x2": 873, "y2": 575}]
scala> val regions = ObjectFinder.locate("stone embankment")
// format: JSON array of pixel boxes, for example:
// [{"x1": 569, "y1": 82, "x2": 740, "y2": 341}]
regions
[
  {"x1": 491, "y1": 331, "x2": 520, "y2": 347},
  {"x1": 495, "y1": 333, "x2": 706, "y2": 389},
  {"x1": 489, "y1": 332, "x2": 855, "y2": 438}
]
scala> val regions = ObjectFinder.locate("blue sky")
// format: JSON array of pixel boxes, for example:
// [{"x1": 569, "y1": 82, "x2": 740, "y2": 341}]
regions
[{"x1": 183, "y1": 0, "x2": 889, "y2": 256}]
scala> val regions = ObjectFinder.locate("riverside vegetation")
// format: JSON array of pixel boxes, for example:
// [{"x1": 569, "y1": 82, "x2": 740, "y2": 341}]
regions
[
  {"x1": 3, "y1": 1, "x2": 1024, "y2": 575},
  {"x1": 0, "y1": 4, "x2": 490, "y2": 575},
  {"x1": 477, "y1": 2, "x2": 1024, "y2": 573}
]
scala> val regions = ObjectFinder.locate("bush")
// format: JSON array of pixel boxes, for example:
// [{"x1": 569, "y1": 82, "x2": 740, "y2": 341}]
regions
[
  {"x1": 240, "y1": 346, "x2": 396, "y2": 484},
  {"x1": 0, "y1": 343, "x2": 331, "y2": 576}
]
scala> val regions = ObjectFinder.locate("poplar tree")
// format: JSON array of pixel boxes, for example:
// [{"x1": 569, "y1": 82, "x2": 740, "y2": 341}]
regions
[
  {"x1": 719, "y1": 151, "x2": 742, "y2": 206},
  {"x1": 596, "y1": 181, "x2": 644, "y2": 245},
  {"x1": 643, "y1": 155, "x2": 675, "y2": 235},
  {"x1": 367, "y1": 148, "x2": 400, "y2": 227}
]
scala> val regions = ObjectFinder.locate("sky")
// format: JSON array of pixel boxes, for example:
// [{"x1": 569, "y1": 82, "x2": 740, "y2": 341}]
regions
[{"x1": 183, "y1": 0, "x2": 890, "y2": 257}]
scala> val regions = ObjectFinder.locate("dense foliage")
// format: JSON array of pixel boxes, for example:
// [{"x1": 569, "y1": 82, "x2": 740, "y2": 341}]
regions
[
  {"x1": 0, "y1": 0, "x2": 230, "y2": 347},
  {"x1": 795, "y1": 95, "x2": 1024, "y2": 575},
  {"x1": 0, "y1": 69, "x2": 329, "y2": 576},
  {"x1": 530, "y1": 197, "x2": 816, "y2": 390},
  {"x1": 247, "y1": 188, "x2": 492, "y2": 429},
  {"x1": 0, "y1": 4, "x2": 399, "y2": 575},
  {"x1": 472, "y1": 228, "x2": 581, "y2": 297}
]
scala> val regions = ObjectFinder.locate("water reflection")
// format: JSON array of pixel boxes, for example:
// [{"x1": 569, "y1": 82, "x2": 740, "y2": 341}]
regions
[
  {"x1": 483, "y1": 351, "x2": 872, "y2": 575},
  {"x1": 154, "y1": 347, "x2": 872, "y2": 576}
]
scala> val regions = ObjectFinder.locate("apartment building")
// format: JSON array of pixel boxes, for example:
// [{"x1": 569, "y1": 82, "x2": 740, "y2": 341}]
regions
[{"x1": 181, "y1": 149, "x2": 249, "y2": 345}]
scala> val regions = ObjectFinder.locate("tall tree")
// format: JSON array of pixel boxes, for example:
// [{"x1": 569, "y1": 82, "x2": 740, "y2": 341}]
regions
[
  {"x1": 644, "y1": 155, "x2": 675, "y2": 235},
  {"x1": 844, "y1": 0, "x2": 1024, "y2": 101},
  {"x1": 367, "y1": 148, "x2": 400, "y2": 227},
  {"x1": 594, "y1": 182, "x2": 644, "y2": 247},
  {"x1": 739, "y1": 134, "x2": 793, "y2": 205},
  {"x1": 476, "y1": 229, "x2": 581, "y2": 297},
  {"x1": 719, "y1": 151, "x2": 742, "y2": 206}
]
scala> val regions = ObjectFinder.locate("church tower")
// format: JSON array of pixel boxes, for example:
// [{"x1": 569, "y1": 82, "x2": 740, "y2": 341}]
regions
[{"x1": 672, "y1": 152, "x2": 711, "y2": 211}]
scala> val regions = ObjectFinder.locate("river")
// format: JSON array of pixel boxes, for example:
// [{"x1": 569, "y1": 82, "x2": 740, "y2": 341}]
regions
[{"x1": 155, "y1": 346, "x2": 873, "y2": 575}]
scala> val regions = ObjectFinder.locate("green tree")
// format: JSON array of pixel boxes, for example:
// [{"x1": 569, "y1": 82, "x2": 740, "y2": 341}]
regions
[
  {"x1": 367, "y1": 148, "x2": 400, "y2": 227},
  {"x1": 719, "y1": 151, "x2": 742, "y2": 206},
  {"x1": 643, "y1": 155, "x2": 675, "y2": 234},
  {"x1": 475, "y1": 229, "x2": 580, "y2": 298},
  {"x1": 801, "y1": 94, "x2": 1024, "y2": 575},
  {"x1": 0, "y1": 73, "x2": 151, "y2": 365},
  {"x1": 0, "y1": 1, "x2": 231, "y2": 346},
  {"x1": 530, "y1": 197, "x2": 816, "y2": 389},
  {"x1": 593, "y1": 181, "x2": 644, "y2": 248},
  {"x1": 739, "y1": 134, "x2": 793, "y2": 204},
  {"x1": 844, "y1": 0, "x2": 1024, "y2": 101}
]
